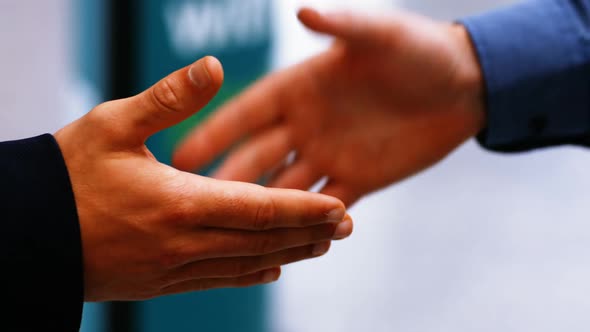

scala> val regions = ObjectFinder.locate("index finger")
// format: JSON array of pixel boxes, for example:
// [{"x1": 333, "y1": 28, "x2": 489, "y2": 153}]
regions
[
  {"x1": 188, "y1": 177, "x2": 347, "y2": 231},
  {"x1": 172, "y1": 72, "x2": 286, "y2": 172}
]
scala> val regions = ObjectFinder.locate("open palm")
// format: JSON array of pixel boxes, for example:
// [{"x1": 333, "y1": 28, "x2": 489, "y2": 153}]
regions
[{"x1": 174, "y1": 8, "x2": 485, "y2": 206}]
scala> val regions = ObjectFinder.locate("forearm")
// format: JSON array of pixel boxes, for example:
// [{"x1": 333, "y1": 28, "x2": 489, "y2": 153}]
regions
[
  {"x1": 461, "y1": 0, "x2": 590, "y2": 152},
  {"x1": 0, "y1": 135, "x2": 83, "y2": 330}
]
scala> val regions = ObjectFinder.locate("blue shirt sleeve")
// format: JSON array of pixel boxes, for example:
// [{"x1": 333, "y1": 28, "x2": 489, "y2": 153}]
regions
[{"x1": 461, "y1": 0, "x2": 590, "y2": 152}]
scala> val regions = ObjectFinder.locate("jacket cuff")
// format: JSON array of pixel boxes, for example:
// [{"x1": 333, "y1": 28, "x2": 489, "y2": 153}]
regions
[
  {"x1": 0, "y1": 134, "x2": 83, "y2": 330},
  {"x1": 461, "y1": 0, "x2": 590, "y2": 152}
]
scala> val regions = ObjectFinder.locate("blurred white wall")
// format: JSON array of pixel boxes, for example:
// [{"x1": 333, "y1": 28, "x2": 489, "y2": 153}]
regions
[
  {"x1": 0, "y1": 1, "x2": 71, "y2": 141},
  {"x1": 271, "y1": 1, "x2": 590, "y2": 332}
]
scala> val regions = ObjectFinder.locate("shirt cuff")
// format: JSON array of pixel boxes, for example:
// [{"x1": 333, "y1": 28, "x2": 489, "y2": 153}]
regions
[{"x1": 461, "y1": 0, "x2": 590, "y2": 152}]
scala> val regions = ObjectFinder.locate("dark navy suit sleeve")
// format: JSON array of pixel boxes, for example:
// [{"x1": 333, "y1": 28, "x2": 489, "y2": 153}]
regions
[
  {"x1": 0, "y1": 134, "x2": 83, "y2": 331},
  {"x1": 461, "y1": 0, "x2": 590, "y2": 152}
]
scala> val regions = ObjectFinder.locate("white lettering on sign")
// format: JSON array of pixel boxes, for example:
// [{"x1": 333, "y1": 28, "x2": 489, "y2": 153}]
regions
[{"x1": 164, "y1": 0, "x2": 269, "y2": 56}]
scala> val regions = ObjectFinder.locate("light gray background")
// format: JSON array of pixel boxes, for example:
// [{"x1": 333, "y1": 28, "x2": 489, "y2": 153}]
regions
[{"x1": 0, "y1": 0, "x2": 72, "y2": 141}]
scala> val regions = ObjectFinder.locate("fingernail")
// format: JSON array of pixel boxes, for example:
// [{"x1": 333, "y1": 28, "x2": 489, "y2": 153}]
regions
[
  {"x1": 262, "y1": 269, "x2": 279, "y2": 284},
  {"x1": 312, "y1": 242, "x2": 331, "y2": 257},
  {"x1": 188, "y1": 58, "x2": 211, "y2": 89},
  {"x1": 325, "y1": 208, "x2": 345, "y2": 223},
  {"x1": 333, "y1": 219, "x2": 352, "y2": 240}
]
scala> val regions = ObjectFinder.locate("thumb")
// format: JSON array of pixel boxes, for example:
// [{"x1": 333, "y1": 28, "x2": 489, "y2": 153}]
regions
[
  {"x1": 298, "y1": 7, "x2": 400, "y2": 47},
  {"x1": 113, "y1": 56, "x2": 224, "y2": 144},
  {"x1": 297, "y1": 7, "x2": 376, "y2": 42}
]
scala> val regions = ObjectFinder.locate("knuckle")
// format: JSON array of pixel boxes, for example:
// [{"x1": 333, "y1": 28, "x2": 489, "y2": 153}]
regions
[
  {"x1": 87, "y1": 102, "x2": 109, "y2": 119},
  {"x1": 90, "y1": 100, "x2": 118, "y2": 117},
  {"x1": 253, "y1": 194, "x2": 277, "y2": 231},
  {"x1": 158, "y1": 242, "x2": 195, "y2": 269},
  {"x1": 159, "y1": 189, "x2": 197, "y2": 227},
  {"x1": 151, "y1": 77, "x2": 183, "y2": 113},
  {"x1": 85, "y1": 104, "x2": 127, "y2": 142},
  {"x1": 163, "y1": 204, "x2": 191, "y2": 226}
]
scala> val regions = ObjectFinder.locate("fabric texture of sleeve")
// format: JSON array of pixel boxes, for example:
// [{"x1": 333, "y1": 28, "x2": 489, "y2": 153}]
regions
[
  {"x1": 0, "y1": 134, "x2": 83, "y2": 331},
  {"x1": 461, "y1": 0, "x2": 590, "y2": 152}
]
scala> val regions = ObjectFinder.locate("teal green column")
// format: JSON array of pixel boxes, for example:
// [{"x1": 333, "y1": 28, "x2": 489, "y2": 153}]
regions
[{"x1": 137, "y1": 1, "x2": 273, "y2": 331}]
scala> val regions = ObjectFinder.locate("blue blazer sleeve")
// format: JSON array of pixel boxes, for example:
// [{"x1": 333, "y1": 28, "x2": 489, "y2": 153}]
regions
[
  {"x1": 0, "y1": 135, "x2": 83, "y2": 331},
  {"x1": 461, "y1": 0, "x2": 590, "y2": 152}
]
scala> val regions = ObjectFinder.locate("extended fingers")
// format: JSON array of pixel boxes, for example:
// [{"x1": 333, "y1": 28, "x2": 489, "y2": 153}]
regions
[
  {"x1": 321, "y1": 180, "x2": 364, "y2": 208},
  {"x1": 206, "y1": 220, "x2": 351, "y2": 258},
  {"x1": 268, "y1": 159, "x2": 322, "y2": 191},
  {"x1": 298, "y1": 7, "x2": 401, "y2": 48},
  {"x1": 213, "y1": 126, "x2": 292, "y2": 182},
  {"x1": 166, "y1": 217, "x2": 353, "y2": 266},
  {"x1": 160, "y1": 268, "x2": 281, "y2": 297},
  {"x1": 167, "y1": 242, "x2": 331, "y2": 284},
  {"x1": 173, "y1": 72, "x2": 286, "y2": 172},
  {"x1": 298, "y1": 7, "x2": 374, "y2": 42},
  {"x1": 190, "y1": 178, "x2": 346, "y2": 230}
]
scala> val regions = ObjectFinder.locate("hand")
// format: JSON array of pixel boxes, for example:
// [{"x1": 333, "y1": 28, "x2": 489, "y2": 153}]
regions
[
  {"x1": 173, "y1": 9, "x2": 486, "y2": 206},
  {"x1": 55, "y1": 56, "x2": 352, "y2": 302}
]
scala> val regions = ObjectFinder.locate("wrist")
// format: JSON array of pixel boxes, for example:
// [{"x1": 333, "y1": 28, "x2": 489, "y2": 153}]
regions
[{"x1": 448, "y1": 23, "x2": 487, "y2": 136}]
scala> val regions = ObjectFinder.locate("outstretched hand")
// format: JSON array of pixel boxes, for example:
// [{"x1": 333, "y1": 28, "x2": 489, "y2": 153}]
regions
[
  {"x1": 173, "y1": 8, "x2": 486, "y2": 206},
  {"x1": 55, "y1": 56, "x2": 352, "y2": 302}
]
